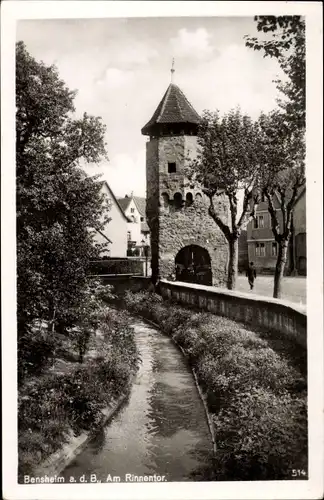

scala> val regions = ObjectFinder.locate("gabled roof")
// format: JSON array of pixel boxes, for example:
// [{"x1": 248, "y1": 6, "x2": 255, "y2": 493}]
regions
[
  {"x1": 101, "y1": 181, "x2": 128, "y2": 221},
  {"x1": 141, "y1": 221, "x2": 150, "y2": 233},
  {"x1": 118, "y1": 195, "x2": 146, "y2": 217},
  {"x1": 141, "y1": 83, "x2": 200, "y2": 135},
  {"x1": 133, "y1": 196, "x2": 146, "y2": 217},
  {"x1": 117, "y1": 197, "x2": 131, "y2": 212}
]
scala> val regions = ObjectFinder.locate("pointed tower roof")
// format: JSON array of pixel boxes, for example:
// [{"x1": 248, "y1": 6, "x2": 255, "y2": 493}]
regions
[{"x1": 141, "y1": 83, "x2": 200, "y2": 136}]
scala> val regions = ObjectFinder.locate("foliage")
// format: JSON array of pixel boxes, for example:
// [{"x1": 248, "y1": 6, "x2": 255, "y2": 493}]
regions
[
  {"x1": 18, "y1": 304, "x2": 139, "y2": 477},
  {"x1": 90, "y1": 258, "x2": 144, "y2": 276},
  {"x1": 18, "y1": 327, "x2": 56, "y2": 380},
  {"x1": 245, "y1": 16, "x2": 305, "y2": 131},
  {"x1": 187, "y1": 108, "x2": 260, "y2": 289},
  {"x1": 256, "y1": 110, "x2": 305, "y2": 296},
  {"x1": 123, "y1": 291, "x2": 307, "y2": 480},
  {"x1": 16, "y1": 42, "x2": 110, "y2": 363},
  {"x1": 214, "y1": 387, "x2": 308, "y2": 480},
  {"x1": 244, "y1": 17, "x2": 306, "y2": 296}
]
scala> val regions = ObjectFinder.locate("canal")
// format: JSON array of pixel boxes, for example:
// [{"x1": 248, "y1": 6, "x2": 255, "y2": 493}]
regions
[{"x1": 62, "y1": 319, "x2": 214, "y2": 482}]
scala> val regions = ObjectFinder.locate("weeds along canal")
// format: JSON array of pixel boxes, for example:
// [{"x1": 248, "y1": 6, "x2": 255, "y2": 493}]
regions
[{"x1": 62, "y1": 319, "x2": 215, "y2": 482}]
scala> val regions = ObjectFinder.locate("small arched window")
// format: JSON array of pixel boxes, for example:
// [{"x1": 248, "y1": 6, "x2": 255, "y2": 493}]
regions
[
  {"x1": 174, "y1": 192, "x2": 183, "y2": 210},
  {"x1": 195, "y1": 192, "x2": 202, "y2": 203},
  {"x1": 186, "y1": 192, "x2": 193, "y2": 207},
  {"x1": 161, "y1": 192, "x2": 170, "y2": 209}
]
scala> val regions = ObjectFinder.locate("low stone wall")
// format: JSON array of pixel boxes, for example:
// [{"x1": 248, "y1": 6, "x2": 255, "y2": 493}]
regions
[{"x1": 159, "y1": 280, "x2": 307, "y2": 348}]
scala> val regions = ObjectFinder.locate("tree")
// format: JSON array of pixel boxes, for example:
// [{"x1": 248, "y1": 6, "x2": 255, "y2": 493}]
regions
[
  {"x1": 16, "y1": 41, "x2": 110, "y2": 343},
  {"x1": 245, "y1": 16, "x2": 305, "y2": 132},
  {"x1": 257, "y1": 111, "x2": 305, "y2": 298},
  {"x1": 188, "y1": 109, "x2": 260, "y2": 290},
  {"x1": 245, "y1": 16, "x2": 306, "y2": 297}
]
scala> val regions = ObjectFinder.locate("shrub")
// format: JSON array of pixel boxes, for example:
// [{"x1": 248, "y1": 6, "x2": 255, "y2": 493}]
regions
[
  {"x1": 18, "y1": 329, "x2": 56, "y2": 381},
  {"x1": 213, "y1": 387, "x2": 308, "y2": 480},
  {"x1": 90, "y1": 259, "x2": 143, "y2": 276},
  {"x1": 18, "y1": 304, "x2": 139, "y2": 477},
  {"x1": 123, "y1": 290, "x2": 308, "y2": 481}
]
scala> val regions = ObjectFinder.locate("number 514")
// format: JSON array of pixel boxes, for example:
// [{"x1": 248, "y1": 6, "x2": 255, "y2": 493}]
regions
[{"x1": 292, "y1": 469, "x2": 307, "y2": 477}]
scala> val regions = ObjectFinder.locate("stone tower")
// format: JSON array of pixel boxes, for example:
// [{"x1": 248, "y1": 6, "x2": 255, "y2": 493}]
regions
[{"x1": 141, "y1": 77, "x2": 228, "y2": 286}]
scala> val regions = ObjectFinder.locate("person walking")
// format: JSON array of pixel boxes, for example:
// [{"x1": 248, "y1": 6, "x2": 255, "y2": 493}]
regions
[{"x1": 246, "y1": 262, "x2": 257, "y2": 290}]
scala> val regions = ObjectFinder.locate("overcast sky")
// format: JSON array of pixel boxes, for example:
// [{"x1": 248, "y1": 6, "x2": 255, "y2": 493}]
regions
[{"x1": 17, "y1": 17, "x2": 284, "y2": 198}]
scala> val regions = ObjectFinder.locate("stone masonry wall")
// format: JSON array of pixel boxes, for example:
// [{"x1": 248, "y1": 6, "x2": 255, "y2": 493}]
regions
[
  {"x1": 159, "y1": 280, "x2": 307, "y2": 348},
  {"x1": 146, "y1": 134, "x2": 229, "y2": 286},
  {"x1": 159, "y1": 201, "x2": 228, "y2": 286},
  {"x1": 146, "y1": 138, "x2": 160, "y2": 280}
]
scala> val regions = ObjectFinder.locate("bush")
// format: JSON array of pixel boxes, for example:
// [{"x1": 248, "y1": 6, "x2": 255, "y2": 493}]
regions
[
  {"x1": 90, "y1": 259, "x2": 143, "y2": 276},
  {"x1": 213, "y1": 387, "x2": 308, "y2": 480},
  {"x1": 18, "y1": 304, "x2": 139, "y2": 478},
  {"x1": 18, "y1": 329, "x2": 56, "y2": 381},
  {"x1": 123, "y1": 290, "x2": 308, "y2": 480}
]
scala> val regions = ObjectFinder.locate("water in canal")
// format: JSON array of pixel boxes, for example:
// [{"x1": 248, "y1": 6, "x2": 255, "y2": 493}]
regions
[{"x1": 62, "y1": 320, "x2": 214, "y2": 482}]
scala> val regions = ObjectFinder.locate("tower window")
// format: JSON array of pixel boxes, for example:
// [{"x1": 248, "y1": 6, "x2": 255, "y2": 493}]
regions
[
  {"x1": 186, "y1": 192, "x2": 193, "y2": 207},
  {"x1": 161, "y1": 192, "x2": 170, "y2": 209},
  {"x1": 174, "y1": 193, "x2": 183, "y2": 210},
  {"x1": 168, "y1": 162, "x2": 176, "y2": 174}
]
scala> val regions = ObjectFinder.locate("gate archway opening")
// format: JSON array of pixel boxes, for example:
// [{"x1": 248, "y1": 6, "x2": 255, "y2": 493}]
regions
[{"x1": 175, "y1": 245, "x2": 212, "y2": 286}]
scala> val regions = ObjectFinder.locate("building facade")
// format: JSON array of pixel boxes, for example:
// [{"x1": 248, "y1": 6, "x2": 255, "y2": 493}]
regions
[
  {"x1": 293, "y1": 187, "x2": 306, "y2": 275},
  {"x1": 247, "y1": 188, "x2": 306, "y2": 275},
  {"x1": 141, "y1": 81, "x2": 228, "y2": 286},
  {"x1": 118, "y1": 194, "x2": 150, "y2": 256},
  {"x1": 93, "y1": 181, "x2": 128, "y2": 258}
]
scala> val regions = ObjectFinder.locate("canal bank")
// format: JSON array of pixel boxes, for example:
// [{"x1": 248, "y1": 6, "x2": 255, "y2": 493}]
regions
[{"x1": 62, "y1": 320, "x2": 215, "y2": 482}]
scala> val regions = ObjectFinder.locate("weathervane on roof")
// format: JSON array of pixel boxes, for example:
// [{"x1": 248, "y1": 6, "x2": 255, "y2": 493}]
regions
[{"x1": 171, "y1": 58, "x2": 175, "y2": 83}]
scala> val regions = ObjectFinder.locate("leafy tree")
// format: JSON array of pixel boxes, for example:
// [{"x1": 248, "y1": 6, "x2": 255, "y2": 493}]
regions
[
  {"x1": 245, "y1": 16, "x2": 305, "y2": 131},
  {"x1": 188, "y1": 109, "x2": 260, "y2": 290},
  {"x1": 245, "y1": 17, "x2": 306, "y2": 297},
  {"x1": 16, "y1": 41, "x2": 109, "y2": 346},
  {"x1": 257, "y1": 111, "x2": 305, "y2": 298}
]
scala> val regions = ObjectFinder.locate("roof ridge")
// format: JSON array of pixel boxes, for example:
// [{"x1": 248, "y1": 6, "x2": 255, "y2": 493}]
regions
[
  {"x1": 157, "y1": 83, "x2": 173, "y2": 123},
  {"x1": 141, "y1": 82, "x2": 200, "y2": 135},
  {"x1": 102, "y1": 181, "x2": 128, "y2": 221},
  {"x1": 177, "y1": 85, "x2": 199, "y2": 116},
  {"x1": 173, "y1": 84, "x2": 183, "y2": 118}
]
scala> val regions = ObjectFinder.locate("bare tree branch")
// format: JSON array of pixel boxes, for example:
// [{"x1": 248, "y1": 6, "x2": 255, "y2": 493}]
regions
[{"x1": 208, "y1": 195, "x2": 232, "y2": 241}]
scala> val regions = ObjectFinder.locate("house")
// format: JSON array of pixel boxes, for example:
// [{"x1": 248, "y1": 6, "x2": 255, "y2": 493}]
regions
[
  {"x1": 293, "y1": 187, "x2": 306, "y2": 275},
  {"x1": 247, "y1": 188, "x2": 306, "y2": 275},
  {"x1": 93, "y1": 181, "x2": 128, "y2": 257},
  {"x1": 118, "y1": 194, "x2": 150, "y2": 256}
]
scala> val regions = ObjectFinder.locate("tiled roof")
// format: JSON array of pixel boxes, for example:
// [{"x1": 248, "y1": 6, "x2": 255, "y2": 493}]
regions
[
  {"x1": 118, "y1": 195, "x2": 146, "y2": 218},
  {"x1": 141, "y1": 221, "x2": 150, "y2": 233},
  {"x1": 141, "y1": 83, "x2": 200, "y2": 135},
  {"x1": 117, "y1": 197, "x2": 132, "y2": 212},
  {"x1": 133, "y1": 196, "x2": 146, "y2": 217}
]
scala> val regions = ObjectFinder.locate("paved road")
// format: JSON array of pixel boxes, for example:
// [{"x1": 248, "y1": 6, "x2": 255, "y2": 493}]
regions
[
  {"x1": 236, "y1": 275, "x2": 306, "y2": 305},
  {"x1": 62, "y1": 320, "x2": 214, "y2": 482}
]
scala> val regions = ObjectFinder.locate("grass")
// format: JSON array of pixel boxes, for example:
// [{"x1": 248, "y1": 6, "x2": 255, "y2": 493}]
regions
[
  {"x1": 123, "y1": 290, "x2": 308, "y2": 481},
  {"x1": 18, "y1": 306, "x2": 140, "y2": 480}
]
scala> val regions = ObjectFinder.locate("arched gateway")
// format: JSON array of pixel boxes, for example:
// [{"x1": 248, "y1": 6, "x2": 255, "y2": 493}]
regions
[{"x1": 175, "y1": 245, "x2": 212, "y2": 286}]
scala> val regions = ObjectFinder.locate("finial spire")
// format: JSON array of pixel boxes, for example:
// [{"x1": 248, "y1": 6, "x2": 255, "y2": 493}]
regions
[{"x1": 171, "y1": 58, "x2": 175, "y2": 83}]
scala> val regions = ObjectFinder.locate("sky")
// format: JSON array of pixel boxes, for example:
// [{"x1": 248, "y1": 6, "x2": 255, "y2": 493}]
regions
[{"x1": 17, "y1": 17, "x2": 285, "y2": 198}]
